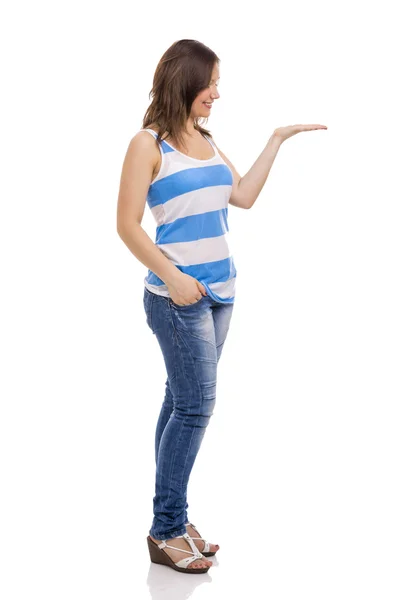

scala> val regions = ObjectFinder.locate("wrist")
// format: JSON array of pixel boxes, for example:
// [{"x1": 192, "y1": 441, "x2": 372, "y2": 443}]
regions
[
  {"x1": 271, "y1": 130, "x2": 284, "y2": 144},
  {"x1": 164, "y1": 267, "x2": 183, "y2": 287}
]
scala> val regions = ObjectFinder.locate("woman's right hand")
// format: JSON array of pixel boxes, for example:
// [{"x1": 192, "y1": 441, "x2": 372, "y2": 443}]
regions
[{"x1": 167, "y1": 273, "x2": 207, "y2": 306}]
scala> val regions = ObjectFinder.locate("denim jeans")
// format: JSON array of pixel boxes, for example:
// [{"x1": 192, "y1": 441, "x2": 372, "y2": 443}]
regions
[{"x1": 143, "y1": 286, "x2": 234, "y2": 540}]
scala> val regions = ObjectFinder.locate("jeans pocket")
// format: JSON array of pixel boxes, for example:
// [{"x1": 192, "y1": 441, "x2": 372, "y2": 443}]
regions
[{"x1": 168, "y1": 295, "x2": 204, "y2": 309}]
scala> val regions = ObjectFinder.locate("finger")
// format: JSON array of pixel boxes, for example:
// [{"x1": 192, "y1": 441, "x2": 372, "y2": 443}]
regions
[{"x1": 198, "y1": 282, "x2": 207, "y2": 295}]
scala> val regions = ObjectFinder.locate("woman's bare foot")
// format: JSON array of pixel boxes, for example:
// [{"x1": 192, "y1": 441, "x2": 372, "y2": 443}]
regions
[
  {"x1": 185, "y1": 524, "x2": 220, "y2": 554},
  {"x1": 149, "y1": 535, "x2": 212, "y2": 569}
]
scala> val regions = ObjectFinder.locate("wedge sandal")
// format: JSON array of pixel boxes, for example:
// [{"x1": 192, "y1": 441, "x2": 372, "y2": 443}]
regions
[
  {"x1": 185, "y1": 521, "x2": 218, "y2": 557},
  {"x1": 147, "y1": 531, "x2": 211, "y2": 574}
]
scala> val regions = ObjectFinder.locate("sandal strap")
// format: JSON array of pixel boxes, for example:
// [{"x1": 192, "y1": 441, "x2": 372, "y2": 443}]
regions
[
  {"x1": 185, "y1": 522, "x2": 210, "y2": 553},
  {"x1": 190, "y1": 537, "x2": 210, "y2": 553},
  {"x1": 175, "y1": 554, "x2": 204, "y2": 568},
  {"x1": 158, "y1": 532, "x2": 203, "y2": 560}
]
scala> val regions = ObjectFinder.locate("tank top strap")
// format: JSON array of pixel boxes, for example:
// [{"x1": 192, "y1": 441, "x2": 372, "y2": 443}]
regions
[
  {"x1": 139, "y1": 128, "x2": 158, "y2": 139},
  {"x1": 203, "y1": 134, "x2": 218, "y2": 151},
  {"x1": 139, "y1": 128, "x2": 168, "y2": 155}
]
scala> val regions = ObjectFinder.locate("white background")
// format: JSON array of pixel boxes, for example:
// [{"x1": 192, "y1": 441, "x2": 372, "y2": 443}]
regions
[{"x1": 1, "y1": 1, "x2": 399, "y2": 598}]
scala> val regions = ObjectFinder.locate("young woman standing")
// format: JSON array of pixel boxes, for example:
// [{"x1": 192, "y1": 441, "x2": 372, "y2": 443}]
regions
[{"x1": 117, "y1": 39, "x2": 327, "y2": 574}]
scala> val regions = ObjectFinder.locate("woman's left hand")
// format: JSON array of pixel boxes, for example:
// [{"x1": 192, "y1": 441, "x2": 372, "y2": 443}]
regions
[{"x1": 273, "y1": 124, "x2": 328, "y2": 142}]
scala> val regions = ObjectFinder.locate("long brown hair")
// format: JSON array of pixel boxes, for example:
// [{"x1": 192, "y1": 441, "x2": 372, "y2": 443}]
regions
[{"x1": 141, "y1": 39, "x2": 220, "y2": 152}]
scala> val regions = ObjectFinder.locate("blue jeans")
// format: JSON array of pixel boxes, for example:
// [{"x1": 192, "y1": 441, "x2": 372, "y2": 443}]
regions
[{"x1": 143, "y1": 287, "x2": 234, "y2": 540}]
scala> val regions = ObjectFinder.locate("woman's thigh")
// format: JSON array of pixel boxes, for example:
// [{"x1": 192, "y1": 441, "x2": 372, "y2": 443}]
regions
[{"x1": 143, "y1": 289, "x2": 233, "y2": 413}]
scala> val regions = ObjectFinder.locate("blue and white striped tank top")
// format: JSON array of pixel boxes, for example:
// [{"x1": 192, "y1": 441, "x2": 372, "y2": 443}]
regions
[{"x1": 140, "y1": 128, "x2": 237, "y2": 304}]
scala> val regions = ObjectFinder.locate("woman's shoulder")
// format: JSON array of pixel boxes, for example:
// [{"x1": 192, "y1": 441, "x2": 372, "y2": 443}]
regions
[{"x1": 143, "y1": 123, "x2": 164, "y2": 137}]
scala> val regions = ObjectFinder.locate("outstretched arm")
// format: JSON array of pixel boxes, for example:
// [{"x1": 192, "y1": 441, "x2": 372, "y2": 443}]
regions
[
  {"x1": 217, "y1": 124, "x2": 327, "y2": 210},
  {"x1": 216, "y1": 132, "x2": 282, "y2": 210}
]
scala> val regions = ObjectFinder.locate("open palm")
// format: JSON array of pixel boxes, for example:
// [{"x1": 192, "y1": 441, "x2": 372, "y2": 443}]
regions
[{"x1": 274, "y1": 124, "x2": 328, "y2": 142}]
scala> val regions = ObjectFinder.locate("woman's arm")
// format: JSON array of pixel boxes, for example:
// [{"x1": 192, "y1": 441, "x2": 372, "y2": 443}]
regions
[
  {"x1": 219, "y1": 124, "x2": 327, "y2": 209},
  {"x1": 216, "y1": 131, "x2": 282, "y2": 210},
  {"x1": 116, "y1": 132, "x2": 184, "y2": 287}
]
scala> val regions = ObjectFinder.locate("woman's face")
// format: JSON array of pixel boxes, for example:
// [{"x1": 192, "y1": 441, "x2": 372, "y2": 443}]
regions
[{"x1": 191, "y1": 63, "x2": 221, "y2": 119}]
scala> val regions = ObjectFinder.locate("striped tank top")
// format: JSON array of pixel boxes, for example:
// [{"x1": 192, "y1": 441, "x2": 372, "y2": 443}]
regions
[{"x1": 140, "y1": 128, "x2": 237, "y2": 304}]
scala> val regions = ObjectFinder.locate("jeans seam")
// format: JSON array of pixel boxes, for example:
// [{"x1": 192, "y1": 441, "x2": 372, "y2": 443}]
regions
[
  {"x1": 163, "y1": 414, "x2": 185, "y2": 511},
  {"x1": 148, "y1": 291, "x2": 155, "y2": 332},
  {"x1": 162, "y1": 311, "x2": 182, "y2": 510},
  {"x1": 174, "y1": 327, "x2": 204, "y2": 489},
  {"x1": 166, "y1": 326, "x2": 203, "y2": 504}
]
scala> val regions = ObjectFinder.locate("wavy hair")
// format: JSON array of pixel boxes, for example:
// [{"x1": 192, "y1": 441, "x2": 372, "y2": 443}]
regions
[{"x1": 141, "y1": 39, "x2": 220, "y2": 152}]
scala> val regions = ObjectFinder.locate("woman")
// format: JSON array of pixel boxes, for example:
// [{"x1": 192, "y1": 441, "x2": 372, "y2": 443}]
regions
[{"x1": 117, "y1": 39, "x2": 327, "y2": 574}]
